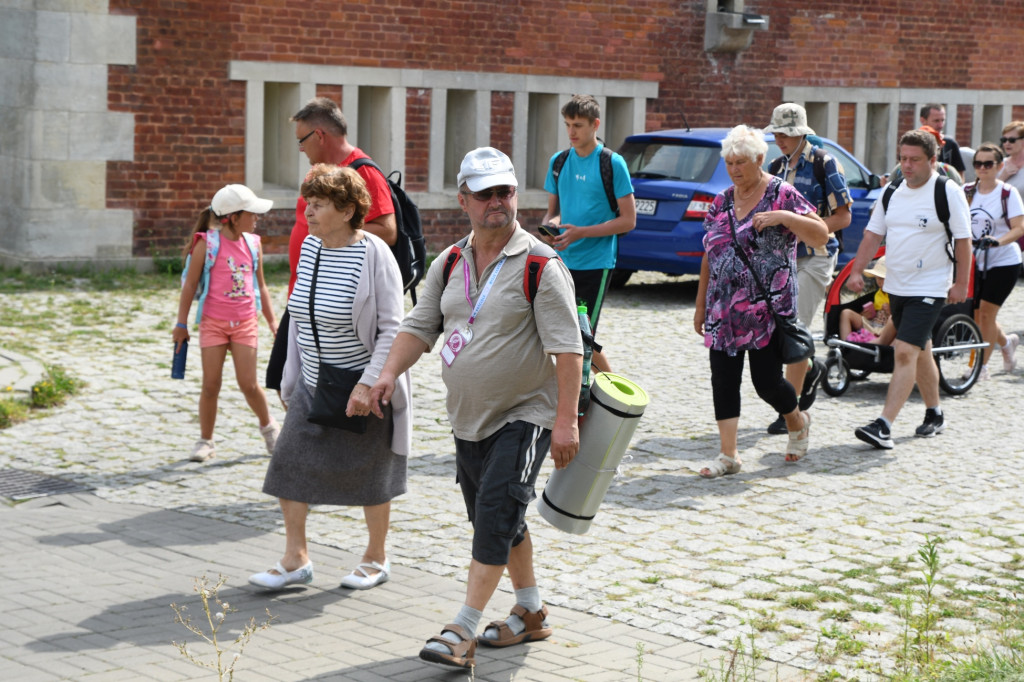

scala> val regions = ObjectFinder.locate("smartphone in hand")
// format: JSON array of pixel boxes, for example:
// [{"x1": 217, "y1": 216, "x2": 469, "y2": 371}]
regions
[{"x1": 538, "y1": 224, "x2": 560, "y2": 238}]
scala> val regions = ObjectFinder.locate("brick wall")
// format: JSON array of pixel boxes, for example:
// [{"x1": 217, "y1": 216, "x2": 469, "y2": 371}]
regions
[{"x1": 107, "y1": 0, "x2": 1024, "y2": 258}]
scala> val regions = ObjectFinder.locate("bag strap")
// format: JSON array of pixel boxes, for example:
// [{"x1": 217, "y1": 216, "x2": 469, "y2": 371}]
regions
[
  {"x1": 724, "y1": 194, "x2": 782, "y2": 320},
  {"x1": 308, "y1": 242, "x2": 325, "y2": 359}
]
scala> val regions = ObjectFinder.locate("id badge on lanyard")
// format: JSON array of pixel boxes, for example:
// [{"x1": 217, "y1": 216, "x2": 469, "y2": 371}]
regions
[{"x1": 440, "y1": 256, "x2": 505, "y2": 367}]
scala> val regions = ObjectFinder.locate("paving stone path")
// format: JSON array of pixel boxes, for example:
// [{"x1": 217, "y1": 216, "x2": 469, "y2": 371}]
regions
[{"x1": 2, "y1": 270, "x2": 1023, "y2": 680}]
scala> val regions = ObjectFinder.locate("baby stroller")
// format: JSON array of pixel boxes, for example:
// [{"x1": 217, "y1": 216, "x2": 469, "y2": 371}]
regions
[{"x1": 820, "y1": 247, "x2": 986, "y2": 396}]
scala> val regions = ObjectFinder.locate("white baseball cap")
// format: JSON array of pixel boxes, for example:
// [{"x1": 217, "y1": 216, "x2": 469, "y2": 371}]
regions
[
  {"x1": 211, "y1": 184, "x2": 273, "y2": 216},
  {"x1": 457, "y1": 147, "x2": 518, "y2": 192}
]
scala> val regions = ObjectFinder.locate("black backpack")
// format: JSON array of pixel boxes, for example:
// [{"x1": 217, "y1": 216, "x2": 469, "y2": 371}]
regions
[
  {"x1": 348, "y1": 157, "x2": 427, "y2": 303},
  {"x1": 551, "y1": 146, "x2": 619, "y2": 216}
]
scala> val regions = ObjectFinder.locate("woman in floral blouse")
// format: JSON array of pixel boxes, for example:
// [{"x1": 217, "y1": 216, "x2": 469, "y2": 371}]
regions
[{"x1": 693, "y1": 125, "x2": 828, "y2": 478}]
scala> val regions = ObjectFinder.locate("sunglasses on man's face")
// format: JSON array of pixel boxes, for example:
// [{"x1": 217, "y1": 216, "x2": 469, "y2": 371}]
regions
[
  {"x1": 973, "y1": 159, "x2": 998, "y2": 169},
  {"x1": 462, "y1": 186, "x2": 517, "y2": 202},
  {"x1": 1000, "y1": 136, "x2": 1022, "y2": 144}
]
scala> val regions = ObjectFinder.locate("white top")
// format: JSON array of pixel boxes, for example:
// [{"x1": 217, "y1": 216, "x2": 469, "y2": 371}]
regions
[
  {"x1": 969, "y1": 180, "x2": 1024, "y2": 270},
  {"x1": 1001, "y1": 167, "x2": 1024, "y2": 197},
  {"x1": 866, "y1": 174, "x2": 971, "y2": 297}
]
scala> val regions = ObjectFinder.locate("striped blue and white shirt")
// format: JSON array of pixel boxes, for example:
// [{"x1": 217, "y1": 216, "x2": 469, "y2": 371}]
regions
[{"x1": 288, "y1": 236, "x2": 371, "y2": 388}]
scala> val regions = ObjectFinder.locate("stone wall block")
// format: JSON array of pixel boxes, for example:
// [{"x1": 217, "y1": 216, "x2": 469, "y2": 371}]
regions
[
  {"x1": 0, "y1": 57, "x2": 34, "y2": 109},
  {"x1": 29, "y1": 109, "x2": 71, "y2": 161},
  {"x1": 70, "y1": 13, "x2": 136, "y2": 65},
  {"x1": 35, "y1": 11, "x2": 71, "y2": 63},
  {"x1": 29, "y1": 160, "x2": 106, "y2": 210},
  {"x1": 17, "y1": 208, "x2": 133, "y2": 259},
  {"x1": 69, "y1": 111, "x2": 134, "y2": 160},
  {"x1": 32, "y1": 62, "x2": 107, "y2": 111},
  {"x1": 0, "y1": 8, "x2": 36, "y2": 60}
]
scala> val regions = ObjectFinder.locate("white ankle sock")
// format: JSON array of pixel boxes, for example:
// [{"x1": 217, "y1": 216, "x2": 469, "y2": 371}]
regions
[{"x1": 423, "y1": 605, "x2": 481, "y2": 653}]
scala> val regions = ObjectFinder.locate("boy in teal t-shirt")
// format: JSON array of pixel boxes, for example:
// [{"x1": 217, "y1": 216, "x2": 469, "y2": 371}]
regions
[{"x1": 541, "y1": 94, "x2": 636, "y2": 373}]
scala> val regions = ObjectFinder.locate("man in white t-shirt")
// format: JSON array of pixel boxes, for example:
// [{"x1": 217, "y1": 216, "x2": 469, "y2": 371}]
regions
[{"x1": 848, "y1": 129, "x2": 972, "y2": 449}]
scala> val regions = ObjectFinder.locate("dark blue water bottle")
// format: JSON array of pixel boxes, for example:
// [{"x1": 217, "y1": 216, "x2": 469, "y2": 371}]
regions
[
  {"x1": 577, "y1": 304, "x2": 593, "y2": 417},
  {"x1": 172, "y1": 340, "x2": 188, "y2": 379}
]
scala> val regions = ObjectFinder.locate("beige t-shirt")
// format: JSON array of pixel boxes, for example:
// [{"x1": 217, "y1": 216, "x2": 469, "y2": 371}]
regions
[{"x1": 399, "y1": 226, "x2": 583, "y2": 441}]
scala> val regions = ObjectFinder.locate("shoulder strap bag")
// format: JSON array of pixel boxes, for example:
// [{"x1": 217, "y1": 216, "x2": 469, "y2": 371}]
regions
[
  {"x1": 726, "y1": 199, "x2": 815, "y2": 365},
  {"x1": 305, "y1": 242, "x2": 369, "y2": 433}
]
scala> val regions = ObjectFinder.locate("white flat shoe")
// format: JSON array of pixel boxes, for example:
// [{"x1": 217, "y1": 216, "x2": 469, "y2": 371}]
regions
[
  {"x1": 248, "y1": 561, "x2": 313, "y2": 590},
  {"x1": 340, "y1": 559, "x2": 390, "y2": 590}
]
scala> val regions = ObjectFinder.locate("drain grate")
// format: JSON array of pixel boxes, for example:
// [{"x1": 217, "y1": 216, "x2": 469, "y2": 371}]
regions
[{"x1": 0, "y1": 468, "x2": 91, "y2": 501}]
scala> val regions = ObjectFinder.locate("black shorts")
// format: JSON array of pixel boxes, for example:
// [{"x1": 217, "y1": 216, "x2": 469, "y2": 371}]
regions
[
  {"x1": 570, "y1": 268, "x2": 611, "y2": 330},
  {"x1": 265, "y1": 308, "x2": 289, "y2": 391},
  {"x1": 454, "y1": 421, "x2": 550, "y2": 566},
  {"x1": 973, "y1": 263, "x2": 1021, "y2": 308},
  {"x1": 889, "y1": 294, "x2": 945, "y2": 349}
]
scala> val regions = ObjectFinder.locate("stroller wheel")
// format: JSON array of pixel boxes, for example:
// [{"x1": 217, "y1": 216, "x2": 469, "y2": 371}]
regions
[
  {"x1": 934, "y1": 313, "x2": 984, "y2": 395},
  {"x1": 822, "y1": 353, "x2": 850, "y2": 396}
]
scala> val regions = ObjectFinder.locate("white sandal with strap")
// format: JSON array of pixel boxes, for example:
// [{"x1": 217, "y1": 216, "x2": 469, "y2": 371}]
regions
[
  {"x1": 786, "y1": 412, "x2": 811, "y2": 462},
  {"x1": 700, "y1": 453, "x2": 742, "y2": 478}
]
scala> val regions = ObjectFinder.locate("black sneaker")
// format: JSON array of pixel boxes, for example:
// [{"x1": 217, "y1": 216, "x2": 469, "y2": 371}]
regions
[
  {"x1": 915, "y1": 409, "x2": 945, "y2": 437},
  {"x1": 855, "y1": 418, "x2": 894, "y2": 449},
  {"x1": 799, "y1": 358, "x2": 825, "y2": 411},
  {"x1": 767, "y1": 414, "x2": 788, "y2": 435}
]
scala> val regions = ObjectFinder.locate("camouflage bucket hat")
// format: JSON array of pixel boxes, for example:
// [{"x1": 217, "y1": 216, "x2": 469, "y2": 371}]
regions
[{"x1": 765, "y1": 103, "x2": 815, "y2": 137}]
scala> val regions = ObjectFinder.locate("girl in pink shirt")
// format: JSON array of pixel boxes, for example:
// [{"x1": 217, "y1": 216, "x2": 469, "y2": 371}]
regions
[{"x1": 173, "y1": 185, "x2": 280, "y2": 462}]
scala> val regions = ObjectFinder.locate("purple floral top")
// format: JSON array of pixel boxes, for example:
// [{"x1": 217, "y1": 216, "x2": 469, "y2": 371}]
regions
[{"x1": 702, "y1": 176, "x2": 816, "y2": 355}]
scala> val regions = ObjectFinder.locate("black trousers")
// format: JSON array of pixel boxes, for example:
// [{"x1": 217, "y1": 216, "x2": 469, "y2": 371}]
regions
[{"x1": 709, "y1": 334, "x2": 797, "y2": 421}]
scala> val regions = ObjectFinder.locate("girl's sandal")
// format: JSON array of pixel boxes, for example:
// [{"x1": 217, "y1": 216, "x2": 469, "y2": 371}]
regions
[
  {"x1": 785, "y1": 412, "x2": 811, "y2": 462},
  {"x1": 700, "y1": 453, "x2": 742, "y2": 478}
]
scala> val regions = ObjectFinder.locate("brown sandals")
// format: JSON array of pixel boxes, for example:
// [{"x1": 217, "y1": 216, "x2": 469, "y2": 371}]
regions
[
  {"x1": 477, "y1": 605, "x2": 553, "y2": 648},
  {"x1": 419, "y1": 624, "x2": 476, "y2": 669}
]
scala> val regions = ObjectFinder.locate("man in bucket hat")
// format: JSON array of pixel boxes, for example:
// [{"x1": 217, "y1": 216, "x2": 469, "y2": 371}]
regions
[
  {"x1": 763, "y1": 102, "x2": 853, "y2": 435},
  {"x1": 370, "y1": 147, "x2": 583, "y2": 671}
]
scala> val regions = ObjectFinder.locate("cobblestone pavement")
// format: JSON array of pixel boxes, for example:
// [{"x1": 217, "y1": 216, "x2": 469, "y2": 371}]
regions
[{"x1": 2, "y1": 270, "x2": 1023, "y2": 680}]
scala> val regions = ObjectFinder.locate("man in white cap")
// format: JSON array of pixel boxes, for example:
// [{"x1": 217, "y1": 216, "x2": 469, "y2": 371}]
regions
[
  {"x1": 764, "y1": 102, "x2": 853, "y2": 435},
  {"x1": 369, "y1": 147, "x2": 583, "y2": 670}
]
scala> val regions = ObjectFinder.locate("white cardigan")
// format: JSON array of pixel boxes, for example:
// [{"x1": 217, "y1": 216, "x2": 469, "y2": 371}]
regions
[{"x1": 281, "y1": 232, "x2": 413, "y2": 456}]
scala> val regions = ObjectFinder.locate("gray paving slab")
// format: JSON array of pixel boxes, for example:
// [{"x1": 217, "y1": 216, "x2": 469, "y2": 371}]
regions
[{"x1": 3, "y1": 271, "x2": 1024, "y2": 680}]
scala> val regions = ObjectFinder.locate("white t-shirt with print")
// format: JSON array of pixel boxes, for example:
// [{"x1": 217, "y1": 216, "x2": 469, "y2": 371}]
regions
[
  {"x1": 866, "y1": 174, "x2": 971, "y2": 297},
  {"x1": 969, "y1": 180, "x2": 1024, "y2": 270}
]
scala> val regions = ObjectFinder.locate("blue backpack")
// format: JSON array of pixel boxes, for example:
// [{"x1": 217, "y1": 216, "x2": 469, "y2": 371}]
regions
[{"x1": 181, "y1": 230, "x2": 262, "y2": 324}]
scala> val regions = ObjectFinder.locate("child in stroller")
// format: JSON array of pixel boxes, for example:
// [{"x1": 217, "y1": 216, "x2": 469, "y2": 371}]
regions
[{"x1": 838, "y1": 256, "x2": 895, "y2": 346}]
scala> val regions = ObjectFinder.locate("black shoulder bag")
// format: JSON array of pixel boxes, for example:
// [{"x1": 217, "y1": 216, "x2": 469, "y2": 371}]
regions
[
  {"x1": 305, "y1": 243, "x2": 369, "y2": 433},
  {"x1": 726, "y1": 199, "x2": 815, "y2": 365}
]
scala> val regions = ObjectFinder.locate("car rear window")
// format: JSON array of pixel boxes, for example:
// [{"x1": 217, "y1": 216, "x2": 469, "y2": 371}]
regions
[{"x1": 619, "y1": 141, "x2": 719, "y2": 183}]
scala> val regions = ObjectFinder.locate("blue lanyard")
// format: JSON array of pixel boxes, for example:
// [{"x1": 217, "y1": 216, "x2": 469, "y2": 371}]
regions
[{"x1": 463, "y1": 255, "x2": 506, "y2": 325}]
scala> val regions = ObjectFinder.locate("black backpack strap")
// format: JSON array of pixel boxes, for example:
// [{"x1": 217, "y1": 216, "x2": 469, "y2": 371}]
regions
[
  {"x1": 881, "y1": 177, "x2": 901, "y2": 214},
  {"x1": 598, "y1": 147, "x2": 619, "y2": 216},
  {"x1": 550, "y1": 149, "x2": 571, "y2": 199},
  {"x1": 1002, "y1": 186, "x2": 1011, "y2": 222},
  {"x1": 934, "y1": 175, "x2": 958, "y2": 279}
]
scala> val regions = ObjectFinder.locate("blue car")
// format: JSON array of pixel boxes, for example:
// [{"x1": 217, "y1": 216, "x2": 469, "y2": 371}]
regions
[{"x1": 613, "y1": 128, "x2": 883, "y2": 286}]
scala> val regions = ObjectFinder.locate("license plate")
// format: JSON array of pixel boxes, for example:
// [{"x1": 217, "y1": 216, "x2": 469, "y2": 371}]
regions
[{"x1": 636, "y1": 198, "x2": 657, "y2": 215}]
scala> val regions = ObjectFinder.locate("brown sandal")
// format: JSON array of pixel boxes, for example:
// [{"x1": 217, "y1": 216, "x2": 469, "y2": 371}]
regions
[
  {"x1": 478, "y1": 604, "x2": 553, "y2": 648},
  {"x1": 419, "y1": 624, "x2": 476, "y2": 669}
]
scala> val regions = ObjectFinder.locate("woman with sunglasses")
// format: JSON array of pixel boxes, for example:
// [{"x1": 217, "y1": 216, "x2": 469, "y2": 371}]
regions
[
  {"x1": 966, "y1": 142, "x2": 1024, "y2": 378},
  {"x1": 997, "y1": 121, "x2": 1024, "y2": 196}
]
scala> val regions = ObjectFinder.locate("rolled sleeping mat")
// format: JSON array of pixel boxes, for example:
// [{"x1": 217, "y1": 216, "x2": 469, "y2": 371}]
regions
[{"x1": 537, "y1": 372, "x2": 648, "y2": 534}]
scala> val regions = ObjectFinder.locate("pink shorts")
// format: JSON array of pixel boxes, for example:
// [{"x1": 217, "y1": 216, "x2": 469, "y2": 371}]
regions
[{"x1": 199, "y1": 315, "x2": 259, "y2": 349}]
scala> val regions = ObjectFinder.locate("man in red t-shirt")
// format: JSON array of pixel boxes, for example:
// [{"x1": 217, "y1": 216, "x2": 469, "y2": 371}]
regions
[{"x1": 266, "y1": 96, "x2": 397, "y2": 392}]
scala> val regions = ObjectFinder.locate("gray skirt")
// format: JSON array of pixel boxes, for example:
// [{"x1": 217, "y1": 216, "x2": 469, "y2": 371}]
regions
[{"x1": 262, "y1": 380, "x2": 407, "y2": 506}]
